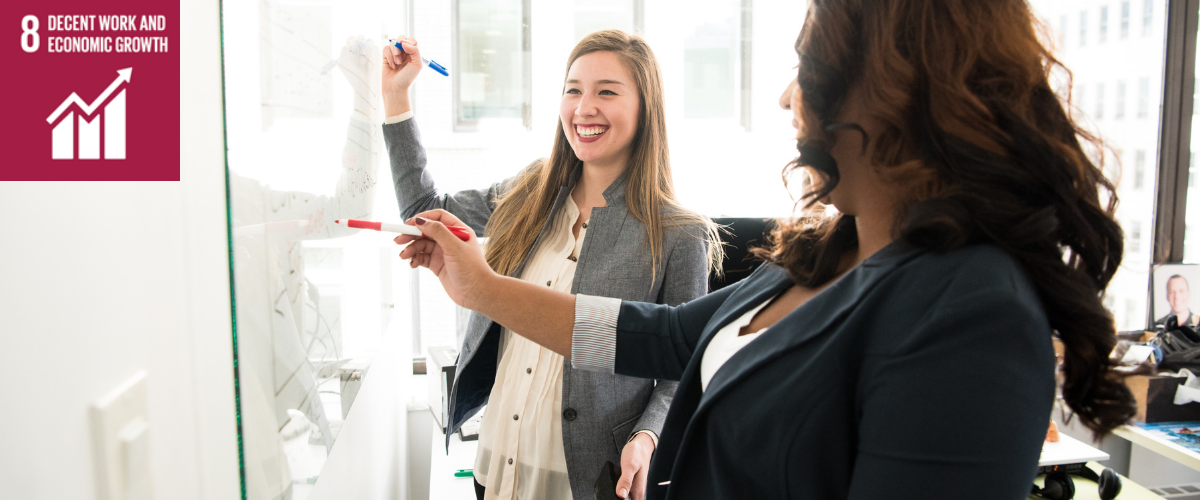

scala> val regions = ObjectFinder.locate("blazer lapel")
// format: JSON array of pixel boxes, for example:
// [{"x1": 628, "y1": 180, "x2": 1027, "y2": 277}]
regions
[
  {"x1": 693, "y1": 242, "x2": 923, "y2": 415},
  {"x1": 510, "y1": 166, "x2": 582, "y2": 278},
  {"x1": 664, "y1": 266, "x2": 793, "y2": 409}
]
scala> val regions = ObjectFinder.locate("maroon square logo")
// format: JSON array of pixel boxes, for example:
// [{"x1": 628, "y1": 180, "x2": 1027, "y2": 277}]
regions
[{"x1": 2, "y1": 0, "x2": 180, "y2": 180}]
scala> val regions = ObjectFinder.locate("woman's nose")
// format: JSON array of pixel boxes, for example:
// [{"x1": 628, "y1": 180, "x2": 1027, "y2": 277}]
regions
[
  {"x1": 576, "y1": 94, "x2": 598, "y2": 117},
  {"x1": 779, "y1": 78, "x2": 798, "y2": 110}
]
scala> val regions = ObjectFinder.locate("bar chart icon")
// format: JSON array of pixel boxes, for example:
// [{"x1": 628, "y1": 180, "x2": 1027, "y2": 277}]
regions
[{"x1": 47, "y1": 68, "x2": 132, "y2": 160}]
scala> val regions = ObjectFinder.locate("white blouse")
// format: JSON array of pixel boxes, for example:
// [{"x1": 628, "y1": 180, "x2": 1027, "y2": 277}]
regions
[
  {"x1": 699, "y1": 294, "x2": 776, "y2": 391},
  {"x1": 473, "y1": 196, "x2": 585, "y2": 500}
]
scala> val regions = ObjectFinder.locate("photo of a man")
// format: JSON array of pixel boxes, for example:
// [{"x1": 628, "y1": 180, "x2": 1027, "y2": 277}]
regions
[{"x1": 1153, "y1": 265, "x2": 1200, "y2": 329}]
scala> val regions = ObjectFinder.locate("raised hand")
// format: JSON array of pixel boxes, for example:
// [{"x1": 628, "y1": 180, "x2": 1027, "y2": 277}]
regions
[
  {"x1": 381, "y1": 35, "x2": 423, "y2": 117},
  {"x1": 337, "y1": 35, "x2": 381, "y2": 123}
]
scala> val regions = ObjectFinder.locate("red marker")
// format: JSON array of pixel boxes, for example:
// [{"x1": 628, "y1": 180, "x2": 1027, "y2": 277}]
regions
[{"x1": 334, "y1": 218, "x2": 471, "y2": 242}]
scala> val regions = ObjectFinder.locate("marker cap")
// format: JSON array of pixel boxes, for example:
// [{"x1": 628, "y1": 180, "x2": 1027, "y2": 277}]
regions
[{"x1": 428, "y1": 60, "x2": 449, "y2": 77}]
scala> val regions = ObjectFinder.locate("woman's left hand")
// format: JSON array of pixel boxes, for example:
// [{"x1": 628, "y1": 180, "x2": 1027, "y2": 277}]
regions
[{"x1": 616, "y1": 432, "x2": 656, "y2": 500}]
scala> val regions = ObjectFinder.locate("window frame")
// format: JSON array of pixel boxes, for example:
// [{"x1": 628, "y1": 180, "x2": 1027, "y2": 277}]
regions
[{"x1": 1152, "y1": 0, "x2": 1198, "y2": 265}]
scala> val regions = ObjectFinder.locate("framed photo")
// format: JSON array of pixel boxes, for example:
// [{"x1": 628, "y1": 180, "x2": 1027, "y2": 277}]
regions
[{"x1": 1151, "y1": 263, "x2": 1200, "y2": 328}]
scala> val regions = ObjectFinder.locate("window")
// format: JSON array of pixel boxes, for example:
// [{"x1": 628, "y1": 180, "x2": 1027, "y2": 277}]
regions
[
  {"x1": 1188, "y1": 152, "x2": 1199, "y2": 261},
  {"x1": 454, "y1": 0, "x2": 531, "y2": 130},
  {"x1": 1139, "y1": 77, "x2": 1150, "y2": 118},
  {"x1": 1193, "y1": 153, "x2": 1198, "y2": 188},
  {"x1": 1060, "y1": 15, "x2": 1069, "y2": 47},
  {"x1": 1030, "y1": 1, "x2": 1166, "y2": 329},
  {"x1": 1129, "y1": 220, "x2": 1142, "y2": 252},
  {"x1": 684, "y1": 0, "x2": 741, "y2": 120},
  {"x1": 1144, "y1": 0, "x2": 1154, "y2": 35},
  {"x1": 1121, "y1": 1, "x2": 1131, "y2": 39},
  {"x1": 408, "y1": 0, "x2": 806, "y2": 218},
  {"x1": 574, "y1": 0, "x2": 640, "y2": 42},
  {"x1": 1185, "y1": 151, "x2": 1195, "y2": 188},
  {"x1": 1135, "y1": 149, "x2": 1146, "y2": 189},
  {"x1": 1116, "y1": 80, "x2": 1126, "y2": 119},
  {"x1": 1077, "y1": 83, "x2": 1087, "y2": 116},
  {"x1": 1080, "y1": 10, "x2": 1088, "y2": 46},
  {"x1": 1181, "y1": 0, "x2": 1199, "y2": 264},
  {"x1": 1100, "y1": 5, "x2": 1109, "y2": 43}
]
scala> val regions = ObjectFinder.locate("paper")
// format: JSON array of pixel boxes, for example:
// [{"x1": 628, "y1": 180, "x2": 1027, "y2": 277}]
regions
[
  {"x1": 1120, "y1": 344, "x2": 1156, "y2": 365},
  {"x1": 1174, "y1": 369, "x2": 1200, "y2": 406}
]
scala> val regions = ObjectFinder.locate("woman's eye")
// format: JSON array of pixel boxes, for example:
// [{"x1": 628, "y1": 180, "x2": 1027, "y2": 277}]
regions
[
  {"x1": 600, "y1": 90, "x2": 617, "y2": 95},
  {"x1": 565, "y1": 88, "x2": 581, "y2": 95}
]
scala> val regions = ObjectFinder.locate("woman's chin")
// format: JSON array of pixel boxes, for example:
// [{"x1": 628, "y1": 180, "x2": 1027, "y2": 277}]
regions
[{"x1": 573, "y1": 150, "x2": 606, "y2": 164}]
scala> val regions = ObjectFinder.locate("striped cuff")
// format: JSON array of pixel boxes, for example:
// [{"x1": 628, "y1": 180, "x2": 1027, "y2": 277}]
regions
[
  {"x1": 384, "y1": 110, "x2": 414, "y2": 124},
  {"x1": 571, "y1": 294, "x2": 622, "y2": 374},
  {"x1": 630, "y1": 430, "x2": 659, "y2": 448}
]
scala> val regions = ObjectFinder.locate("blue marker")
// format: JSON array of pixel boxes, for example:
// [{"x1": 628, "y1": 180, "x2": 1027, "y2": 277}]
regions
[{"x1": 387, "y1": 38, "x2": 449, "y2": 77}]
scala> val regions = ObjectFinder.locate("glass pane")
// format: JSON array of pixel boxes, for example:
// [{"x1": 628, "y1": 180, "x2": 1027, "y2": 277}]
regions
[
  {"x1": 684, "y1": 1, "x2": 737, "y2": 119},
  {"x1": 221, "y1": 0, "x2": 407, "y2": 497},
  {"x1": 457, "y1": 0, "x2": 527, "y2": 124},
  {"x1": 574, "y1": 0, "x2": 635, "y2": 42},
  {"x1": 1187, "y1": 150, "x2": 1199, "y2": 261},
  {"x1": 1030, "y1": 0, "x2": 1167, "y2": 330},
  {"x1": 669, "y1": 0, "x2": 806, "y2": 217}
]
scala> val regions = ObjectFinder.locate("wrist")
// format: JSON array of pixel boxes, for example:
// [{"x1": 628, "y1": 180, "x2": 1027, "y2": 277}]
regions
[
  {"x1": 383, "y1": 92, "x2": 411, "y2": 117},
  {"x1": 631, "y1": 431, "x2": 657, "y2": 450},
  {"x1": 464, "y1": 269, "x2": 502, "y2": 311}
]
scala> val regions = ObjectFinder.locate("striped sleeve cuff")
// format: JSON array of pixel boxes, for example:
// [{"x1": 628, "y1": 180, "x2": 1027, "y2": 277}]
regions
[
  {"x1": 384, "y1": 110, "x2": 414, "y2": 124},
  {"x1": 571, "y1": 294, "x2": 622, "y2": 374}
]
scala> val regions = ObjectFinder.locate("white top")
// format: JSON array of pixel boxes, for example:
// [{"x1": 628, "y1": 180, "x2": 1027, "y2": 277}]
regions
[
  {"x1": 473, "y1": 196, "x2": 583, "y2": 500},
  {"x1": 699, "y1": 295, "x2": 775, "y2": 391}
]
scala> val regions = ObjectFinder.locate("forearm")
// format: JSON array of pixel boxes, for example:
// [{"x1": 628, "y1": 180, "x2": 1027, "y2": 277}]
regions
[{"x1": 471, "y1": 274, "x2": 577, "y2": 357}]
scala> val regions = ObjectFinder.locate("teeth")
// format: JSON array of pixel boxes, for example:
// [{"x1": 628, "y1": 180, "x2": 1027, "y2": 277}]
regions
[{"x1": 576, "y1": 126, "x2": 608, "y2": 137}]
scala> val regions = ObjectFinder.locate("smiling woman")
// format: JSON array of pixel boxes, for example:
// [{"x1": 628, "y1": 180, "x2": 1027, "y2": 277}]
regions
[{"x1": 381, "y1": 30, "x2": 721, "y2": 500}]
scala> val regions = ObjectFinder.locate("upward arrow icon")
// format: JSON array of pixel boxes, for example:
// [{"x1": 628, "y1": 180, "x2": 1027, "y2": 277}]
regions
[{"x1": 46, "y1": 67, "x2": 133, "y2": 124}]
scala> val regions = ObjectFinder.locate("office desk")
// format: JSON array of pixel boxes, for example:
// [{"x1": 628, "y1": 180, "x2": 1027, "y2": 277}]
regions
[
  {"x1": 429, "y1": 423, "x2": 480, "y2": 500},
  {"x1": 1113, "y1": 424, "x2": 1200, "y2": 473}
]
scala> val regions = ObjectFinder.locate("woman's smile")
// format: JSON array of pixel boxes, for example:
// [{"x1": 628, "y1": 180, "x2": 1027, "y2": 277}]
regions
[{"x1": 574, "y1": 124, "x2": 610, "y2": 142}]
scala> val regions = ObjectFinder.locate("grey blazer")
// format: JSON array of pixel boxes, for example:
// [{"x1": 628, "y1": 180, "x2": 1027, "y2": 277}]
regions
[{"x1": 383, "y1": 119, "x2": 710, "y2": 499}]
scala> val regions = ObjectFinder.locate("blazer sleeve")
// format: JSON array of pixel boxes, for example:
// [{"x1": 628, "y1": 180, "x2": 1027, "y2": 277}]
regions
[
  {"x1": 383, "y1": 118, "x2": 519, "y2": 235},
  {"x1": 572, "y1": 272, "x2": 743, "y2": 381},
  {"x1": 632, "y1": 222, "x2": 712, "y2": 441},
  {"x1": 846, "y1": 283, "x2": 1056, "y2": 500}
]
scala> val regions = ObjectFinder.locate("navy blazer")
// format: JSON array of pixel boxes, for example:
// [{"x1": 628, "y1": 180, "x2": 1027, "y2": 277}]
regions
[{"x1": 607, "y1": 242, "x2": 1056, "y2": 500}]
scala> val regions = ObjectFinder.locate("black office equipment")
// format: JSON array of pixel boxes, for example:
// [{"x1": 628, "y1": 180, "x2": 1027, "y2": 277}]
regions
[{"x1": 709, "y1": 217, "x2": 776, "y2": 292}]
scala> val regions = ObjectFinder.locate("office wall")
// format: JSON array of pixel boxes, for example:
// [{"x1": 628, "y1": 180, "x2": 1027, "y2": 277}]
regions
[{"x1": 0, "y1": 0, "x2": 241, "y2": 498}]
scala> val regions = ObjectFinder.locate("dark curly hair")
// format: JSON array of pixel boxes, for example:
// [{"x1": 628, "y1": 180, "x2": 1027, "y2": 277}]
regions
[{"x1": 752, "y1": 0, "x2": 1136, "y2": 437}]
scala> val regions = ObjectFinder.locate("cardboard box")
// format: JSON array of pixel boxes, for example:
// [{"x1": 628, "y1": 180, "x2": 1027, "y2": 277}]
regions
[{"x1": 1126, "y1": 374, "x2": 1200, "y2": 423}]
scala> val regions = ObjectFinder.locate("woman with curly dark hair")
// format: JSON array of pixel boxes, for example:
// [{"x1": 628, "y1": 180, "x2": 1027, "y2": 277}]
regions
[{"x1": 395, "y1": 0, "x2": 1137, "y2": 498}]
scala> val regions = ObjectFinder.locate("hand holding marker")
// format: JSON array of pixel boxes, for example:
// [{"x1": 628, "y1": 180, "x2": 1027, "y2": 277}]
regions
[
  {"x1": 335, "y1": 219, "x2": 471, "y2": 241},
  {"x1": 386, "y1": 37, "x2": 448, "y2": 76}
]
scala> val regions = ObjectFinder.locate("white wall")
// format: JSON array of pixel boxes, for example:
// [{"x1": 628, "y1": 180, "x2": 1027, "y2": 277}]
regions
[{"x1": 0, "y1": 0, "x2": 241, "y2": 498}]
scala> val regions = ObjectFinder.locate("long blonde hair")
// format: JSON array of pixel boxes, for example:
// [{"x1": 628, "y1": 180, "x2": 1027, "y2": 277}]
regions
[{"x1": 483, "y1": 29, "x2": 722, "y2": 280}]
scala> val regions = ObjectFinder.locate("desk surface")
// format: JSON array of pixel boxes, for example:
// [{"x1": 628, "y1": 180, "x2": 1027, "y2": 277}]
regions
[
  {"x1": 429, "y1": 424, "x2": 480, "y2": 500},
  {"x1": 1113, "y1": 424, "x2": 1200, "y2": 473}
]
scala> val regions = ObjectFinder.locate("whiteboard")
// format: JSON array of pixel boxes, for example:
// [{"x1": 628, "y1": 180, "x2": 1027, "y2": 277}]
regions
[{"x1": 220, "y1": 0, "x2": 411, "y2": 498}]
